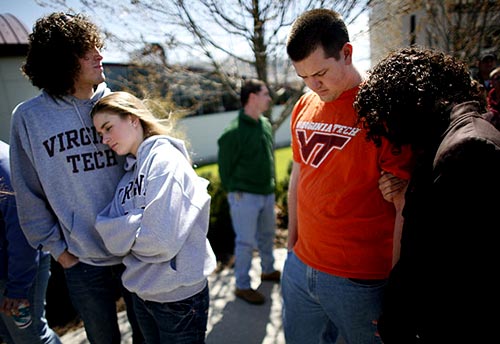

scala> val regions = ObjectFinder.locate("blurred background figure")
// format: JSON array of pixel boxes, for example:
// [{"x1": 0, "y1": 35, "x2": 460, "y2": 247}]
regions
[
  {"x1": 218, "y1": 79, "x2": 280, "y2": 306},
  {"x1": 472, "y1": 52, "x2": 498, "y2": 94},
  {"x1": 485, "y1": 66, "x2": 500, "y2": 130}
]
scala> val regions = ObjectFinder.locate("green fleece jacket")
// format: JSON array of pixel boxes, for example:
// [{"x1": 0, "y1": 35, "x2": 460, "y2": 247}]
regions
[{"x1": 217, "y1": 110, "x2": 275, "y2": 195}]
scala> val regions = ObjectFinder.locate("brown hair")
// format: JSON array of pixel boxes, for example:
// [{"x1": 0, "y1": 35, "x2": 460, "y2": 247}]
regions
[
  {"x1": 240, "y1": 79, "x2": 266, "y2": 106},
  {"x1": 287, "y1": 9, "x2": 349, "y2": 62}
]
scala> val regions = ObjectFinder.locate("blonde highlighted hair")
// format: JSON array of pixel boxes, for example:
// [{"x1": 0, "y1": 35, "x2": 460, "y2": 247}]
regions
[{"x1": 90, "y1": 91, "x2": 176, "y2": 139}]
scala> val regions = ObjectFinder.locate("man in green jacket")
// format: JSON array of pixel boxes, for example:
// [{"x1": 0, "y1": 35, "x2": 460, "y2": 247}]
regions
[{"x1": 217, "y1": 79, "x2": 281, "y2": 305}]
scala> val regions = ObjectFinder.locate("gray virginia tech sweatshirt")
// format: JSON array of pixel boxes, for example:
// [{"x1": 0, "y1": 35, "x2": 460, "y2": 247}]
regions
[
  {"x1": 95, "y1": 135, "x2": 216, "y2": 302},
  {"x1": 9, "y1": 83, "x2": 125, "y2": 265}
]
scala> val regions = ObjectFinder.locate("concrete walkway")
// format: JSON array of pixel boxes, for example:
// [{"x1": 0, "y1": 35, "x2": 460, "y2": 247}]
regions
[{"x1": 61, "y1": 248, "x2": 287, "y2": 344}]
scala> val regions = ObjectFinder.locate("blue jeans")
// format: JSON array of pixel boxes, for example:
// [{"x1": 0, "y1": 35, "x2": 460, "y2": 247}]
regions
[
  {"x1": 0, "y1": 253, "x2": 61, "y2": 344},
  {"x1": 131, "y1": 284, "x2": 209, "y2": 344},
  {"x1": 64, "y1": 262, "x2": 143, "y2": 344},
  {"x1": 282, "y1": 252, "x2": 385, "y2": 344},
  {"x1": 227, "y1": 192, "x2": 276, "y2": 290}
]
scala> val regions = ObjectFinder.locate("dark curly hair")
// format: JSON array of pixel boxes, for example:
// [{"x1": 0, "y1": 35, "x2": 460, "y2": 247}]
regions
[
  {"x1": 22, "y1": 12, "x2": 104, "y2": 97},
  {"x1": 353, "y1": 47, "x2": 485, "y2": 149}
]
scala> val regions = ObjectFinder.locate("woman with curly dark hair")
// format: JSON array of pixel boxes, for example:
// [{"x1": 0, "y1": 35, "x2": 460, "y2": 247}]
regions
[{"x1": 354, "y1": 47, "x2": 500, "y2": 343}]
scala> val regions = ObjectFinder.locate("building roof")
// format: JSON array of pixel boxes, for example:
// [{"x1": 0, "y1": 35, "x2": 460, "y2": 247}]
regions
[{"x1": 0, "y1": 13, "x2": 30, "y2": 56}]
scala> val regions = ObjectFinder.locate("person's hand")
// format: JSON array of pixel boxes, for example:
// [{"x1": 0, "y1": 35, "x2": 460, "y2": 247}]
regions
[
  {"x1": 0, "y1": 297, "x2": 28, "y2": 316},
  {"x1": 378, "y1": 172, "x2": 408, "y2": 203},
  {"x1": 57, "y1": 250, "x2": 79, "y2": 269}
]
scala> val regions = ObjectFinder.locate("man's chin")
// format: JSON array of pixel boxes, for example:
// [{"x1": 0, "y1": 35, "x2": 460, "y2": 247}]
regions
[{"x1": 319, "y1": 94, "x2": 335, "y2": 102}]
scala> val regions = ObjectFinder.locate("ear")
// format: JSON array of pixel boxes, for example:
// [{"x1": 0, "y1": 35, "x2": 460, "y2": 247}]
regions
[
  {"x1": 342, "y1": 43, "x2": 353, "y2": 65},
  {"x1": 130, "y1": 115, "x2": 139, "y2": 127},
  {"x1": 249, "y1": 92, "x2": 257, "y2": 101}
]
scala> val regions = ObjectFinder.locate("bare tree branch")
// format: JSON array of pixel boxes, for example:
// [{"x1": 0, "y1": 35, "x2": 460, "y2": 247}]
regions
[{"x1": 39, "y1": 0, "x2": 371, "y2": 133}]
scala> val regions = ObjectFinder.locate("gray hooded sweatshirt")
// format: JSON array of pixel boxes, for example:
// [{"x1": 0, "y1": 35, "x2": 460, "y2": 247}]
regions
[
  {"x1": 9, "y1": 83, "x2": 125, "y2": 265},
  {"x1": 95, "y1": 135, "x2": 216, "y2": 302}
]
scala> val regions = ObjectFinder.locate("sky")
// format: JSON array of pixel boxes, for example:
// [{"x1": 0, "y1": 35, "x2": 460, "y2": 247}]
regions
[{"x1": 0, "y1": 0, "x2": 371, "y2": 72}]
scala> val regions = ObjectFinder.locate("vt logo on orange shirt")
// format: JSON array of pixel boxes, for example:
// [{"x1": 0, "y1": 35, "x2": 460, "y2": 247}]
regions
[
  {"x1": 295, "y1": 122, "x2": 361, "y2": 168},
  {"x1": 296, "y1": 130, "x2": 350, "y2": 167}
]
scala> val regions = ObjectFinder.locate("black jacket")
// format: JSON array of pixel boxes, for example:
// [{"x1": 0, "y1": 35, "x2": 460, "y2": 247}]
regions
[{"x1": 378, "y1": 101, "x2": 500, "y2": 344}]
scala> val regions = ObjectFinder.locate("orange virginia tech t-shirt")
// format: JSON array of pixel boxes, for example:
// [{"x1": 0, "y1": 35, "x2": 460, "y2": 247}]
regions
[{"x1": 291, "y1": 87, "x2": 413, "y2": 279}]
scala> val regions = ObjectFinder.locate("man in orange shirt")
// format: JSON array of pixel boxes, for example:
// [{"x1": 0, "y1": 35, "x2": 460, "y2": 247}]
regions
[{"x1": 282, "y1": 9, "x2": 413, "y2": 344}]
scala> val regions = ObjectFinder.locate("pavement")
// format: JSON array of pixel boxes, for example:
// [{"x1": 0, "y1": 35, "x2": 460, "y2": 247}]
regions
[{"x1": 61, "y1": 248, "x2": 287, "y2": 344}]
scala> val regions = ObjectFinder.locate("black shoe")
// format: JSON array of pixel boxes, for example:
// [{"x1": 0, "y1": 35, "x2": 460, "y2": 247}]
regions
[{"x1": 235, "y1": 288, "x2": 265, "y2": 305}]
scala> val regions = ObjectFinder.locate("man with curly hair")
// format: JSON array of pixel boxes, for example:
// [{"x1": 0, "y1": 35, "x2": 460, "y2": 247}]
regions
[
  {"x1": 9, "y1": 12, "x2": 143, "y2": 344},
  {"x1": 282, "y1": 8, "x2": 414, "y2": 344},
  {"x1": 354, "y1": 47, "x2": 500, "y2": 343}
]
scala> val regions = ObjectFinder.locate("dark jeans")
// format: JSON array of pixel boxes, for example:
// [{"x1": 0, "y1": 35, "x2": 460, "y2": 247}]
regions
[
  {"x1": 64, "y1": 262, "x2": 143, "y2": 344},
  {"x1": 132, "y1": 284, "x2": 209, "y2": 344}
]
